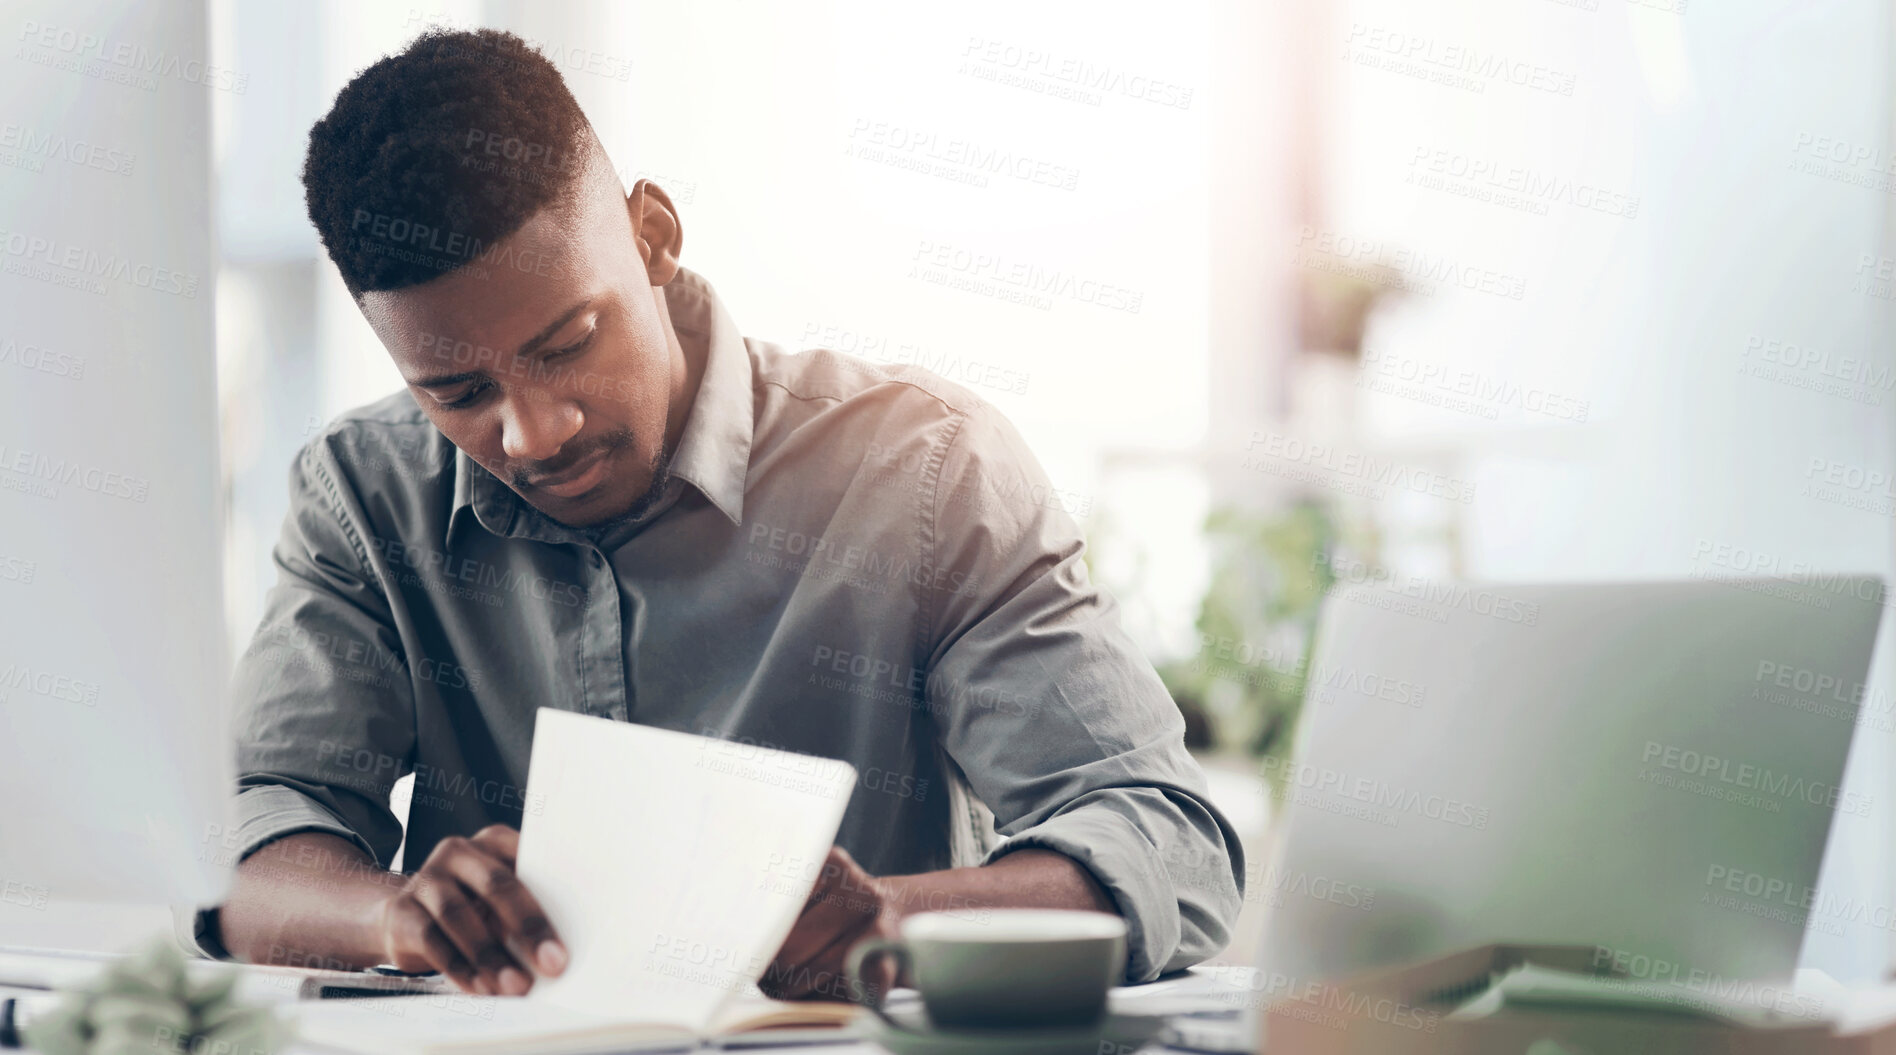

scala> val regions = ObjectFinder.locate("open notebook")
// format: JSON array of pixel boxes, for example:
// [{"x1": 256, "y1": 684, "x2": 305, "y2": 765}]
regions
[
  {"x1": 289, "y1": 991, "x2": 860, "y2": 1055},
  {"x1": 288, "y1": 711, "x2": 862, "y2": 1055}
]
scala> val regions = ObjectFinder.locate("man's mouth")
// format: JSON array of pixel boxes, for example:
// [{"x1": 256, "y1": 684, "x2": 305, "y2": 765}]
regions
[{"x1": 527, "y1": 446, "x2": 615, "y2": 500}]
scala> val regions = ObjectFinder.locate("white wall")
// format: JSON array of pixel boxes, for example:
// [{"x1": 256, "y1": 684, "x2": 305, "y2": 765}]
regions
[
  {"x1": 1326, "y1": 0, "x2": 1896, "y2": 980},
  {"x1": 0, "y1": 0, "x2": 230, "y2": 923}
]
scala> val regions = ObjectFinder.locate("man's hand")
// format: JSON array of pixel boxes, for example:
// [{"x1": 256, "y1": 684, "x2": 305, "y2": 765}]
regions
[
  {"x1": 757, "y1": 844, "x2": 1118, "y2": 1003},
  {"x1": 376, "y1": 825, "x2": 568, "y2": 996},
  {"x1": 762, "y1": 846, "x2": 898, "y2": 1002}
]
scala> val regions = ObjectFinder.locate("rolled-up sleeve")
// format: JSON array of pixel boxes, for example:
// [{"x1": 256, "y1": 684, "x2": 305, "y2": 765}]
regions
[
  {"x1": 183, "y1": 439, "x2": 416, "y2": 957},
  {"x1": 922, "y1": 404, "x2": 1244, "y2": 981}
]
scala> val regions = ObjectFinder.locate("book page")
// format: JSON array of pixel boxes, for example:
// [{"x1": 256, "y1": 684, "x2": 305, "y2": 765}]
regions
[
  {"x1": 287, "y1": 995, "x2": 693, "y2": 1055},
  {"x1": 708, "y1": 993, "x2": 860, "y2": 1034},
  {"x1": 514, "y1": 710, "x2": 857, "y2": 1031}
]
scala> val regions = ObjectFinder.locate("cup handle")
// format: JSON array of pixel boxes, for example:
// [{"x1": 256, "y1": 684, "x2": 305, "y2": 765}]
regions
[{"x1": 844, "y1": 937, "x2": 912, "y2": 1031}]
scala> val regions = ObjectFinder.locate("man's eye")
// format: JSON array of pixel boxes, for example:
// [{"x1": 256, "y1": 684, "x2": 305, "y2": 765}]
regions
[
  {"x1": 548, "y1": 332, "x2": 595, "y2": 359},
  {"x1": 438, "y1": 380, "x2": 492, "y2": 409}
]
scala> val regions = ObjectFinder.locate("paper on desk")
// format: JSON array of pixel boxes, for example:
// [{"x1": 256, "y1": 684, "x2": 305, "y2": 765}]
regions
[
  {"x1": 1448, "y1": 963, "x2": 1841, "y2": 1030},
  {"x1": 513, "y1": 710, "x2": 857, "y2": 1030}
]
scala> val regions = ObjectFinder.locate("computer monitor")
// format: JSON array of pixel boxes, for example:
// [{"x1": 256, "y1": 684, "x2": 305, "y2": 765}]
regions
[
  {"x1": 1257, "y1": 576, "x2": 1885, "y2": 986},
  {"x1": 0, "y1": 0, "x2": 233, "y2": 914}
]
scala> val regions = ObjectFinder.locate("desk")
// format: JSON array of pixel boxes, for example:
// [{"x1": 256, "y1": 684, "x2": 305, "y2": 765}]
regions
[{"x1": 0, "y1": 949, "x2": 1260, "y2": 1055}]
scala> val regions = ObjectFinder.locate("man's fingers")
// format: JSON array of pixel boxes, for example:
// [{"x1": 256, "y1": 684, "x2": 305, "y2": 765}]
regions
[
  {"x1": 419, "y1": 922, "x2": 481, "y2": 995},
  {"x1": 391, "y1": 899, "x2": 479, "y2": 993},
  {"x1": 774, "y1": 848, "x2": 877, "y2": 969},
  {"x1": 772, "y1": 893, "x2": 861, "y2": 973},
  {"x1": 769, "y1": 918, "x2": 882, "y2": 1002},
  {"x1": 471, "y1": 825, "x2": 520, "y2": 867},
  {"x1": 441, "y1": 841, "x2": 565, "y2": 981},
  {"x1": 413, "y1": 867, "x2": 522, "y2": 996}
]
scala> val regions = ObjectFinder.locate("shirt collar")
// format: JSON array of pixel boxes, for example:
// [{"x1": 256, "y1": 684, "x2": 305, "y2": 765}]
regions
[{"x1": 446, "y1": 266, "x2": 754, "y2": 547}]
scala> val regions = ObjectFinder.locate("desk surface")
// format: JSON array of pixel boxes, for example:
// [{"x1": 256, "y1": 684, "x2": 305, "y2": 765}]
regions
[{"x1": 1, "y1": 950, "x2": 1259, "y2": 1055}]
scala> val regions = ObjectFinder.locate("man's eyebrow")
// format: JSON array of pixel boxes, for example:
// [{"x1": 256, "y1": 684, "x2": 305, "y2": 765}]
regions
[
  {"x1": 516, "y1": 298, "x2": 594, "y2": 358},
  {"x1": 406, "y1": 298, "x2": 594, "y2": 388},
  {"x1": 409, "y1": 369, "x2": 481, "y2": 389}
]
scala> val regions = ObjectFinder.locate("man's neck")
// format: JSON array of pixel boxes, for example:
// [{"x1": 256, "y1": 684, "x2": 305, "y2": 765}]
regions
[{"x1": 657, "y1": 281, "x2": 707, "y2": 460}]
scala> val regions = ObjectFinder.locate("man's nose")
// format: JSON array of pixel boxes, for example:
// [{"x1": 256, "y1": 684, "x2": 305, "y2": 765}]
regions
[{"x1": 499, "y1": 390, "x2": 583, "y2": 463}]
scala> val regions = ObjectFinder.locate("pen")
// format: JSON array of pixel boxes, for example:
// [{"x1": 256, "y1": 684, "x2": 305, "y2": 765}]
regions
[{"x1": 0, "y1": 995, "x2": 47, "y2": 1050}]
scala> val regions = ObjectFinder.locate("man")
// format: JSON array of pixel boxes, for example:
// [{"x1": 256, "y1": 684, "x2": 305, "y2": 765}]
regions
[{"x1": 203, "y1": 28, "x2": 1242, "y2": 1000}]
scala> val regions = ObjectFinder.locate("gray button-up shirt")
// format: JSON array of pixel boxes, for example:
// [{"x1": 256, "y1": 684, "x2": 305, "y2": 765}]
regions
[{"x1": 212, "y1": 267, "x2": 1242, "y2": 980}]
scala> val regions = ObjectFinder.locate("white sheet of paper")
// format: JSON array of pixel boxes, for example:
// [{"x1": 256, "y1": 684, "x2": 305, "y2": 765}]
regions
[{"x1": 513, "y1": 709, "x2": 856, "y2": 1030}]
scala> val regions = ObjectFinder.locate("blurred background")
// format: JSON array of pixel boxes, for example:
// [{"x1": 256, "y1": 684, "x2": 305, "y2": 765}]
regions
[
  {"x1": 206, "y1": 0, "x2": 1896, "y2": 978},
  {"x1": 16, "y1": 0, "x2": 1885, "y2": 979}
]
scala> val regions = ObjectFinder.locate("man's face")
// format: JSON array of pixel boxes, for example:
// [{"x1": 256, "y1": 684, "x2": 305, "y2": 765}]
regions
[{"x1": 359, "y1": 167, "x2": 684, "y2": 529}]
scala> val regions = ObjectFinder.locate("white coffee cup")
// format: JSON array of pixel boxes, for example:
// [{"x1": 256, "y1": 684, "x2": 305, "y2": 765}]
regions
[{"x1": 846, "y1": 909, "x2": 1128, "y2": 1031}]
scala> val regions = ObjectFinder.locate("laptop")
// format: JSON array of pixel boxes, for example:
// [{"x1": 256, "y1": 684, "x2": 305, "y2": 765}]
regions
[{"x1": 1169, "y1": 575, "x2": 1885, "y2": 1051}]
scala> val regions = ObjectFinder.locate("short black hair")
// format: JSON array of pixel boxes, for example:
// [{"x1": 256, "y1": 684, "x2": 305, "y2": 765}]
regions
[{"x1": 303, "y1": 28, "x2": 597, "y2": 297}]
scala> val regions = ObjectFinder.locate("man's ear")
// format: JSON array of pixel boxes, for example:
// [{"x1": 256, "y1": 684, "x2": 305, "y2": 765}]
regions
[{"x1": 627, "y1": 179, "x2": 683, "y2": 286}]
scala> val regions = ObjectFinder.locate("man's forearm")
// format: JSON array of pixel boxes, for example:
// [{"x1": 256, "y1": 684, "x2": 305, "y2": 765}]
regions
[
  {"x1": 217, "y1": 831, "x2": 400, "y2": 969},
  {"x1": 874, "y1": 848, "x2": 1115, "y2": 922}
]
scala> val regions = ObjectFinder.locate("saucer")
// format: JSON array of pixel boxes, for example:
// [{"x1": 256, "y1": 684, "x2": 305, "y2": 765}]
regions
[{"x1": 859, "y1": 1006, "x2": 1168, "y2": 1055}]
